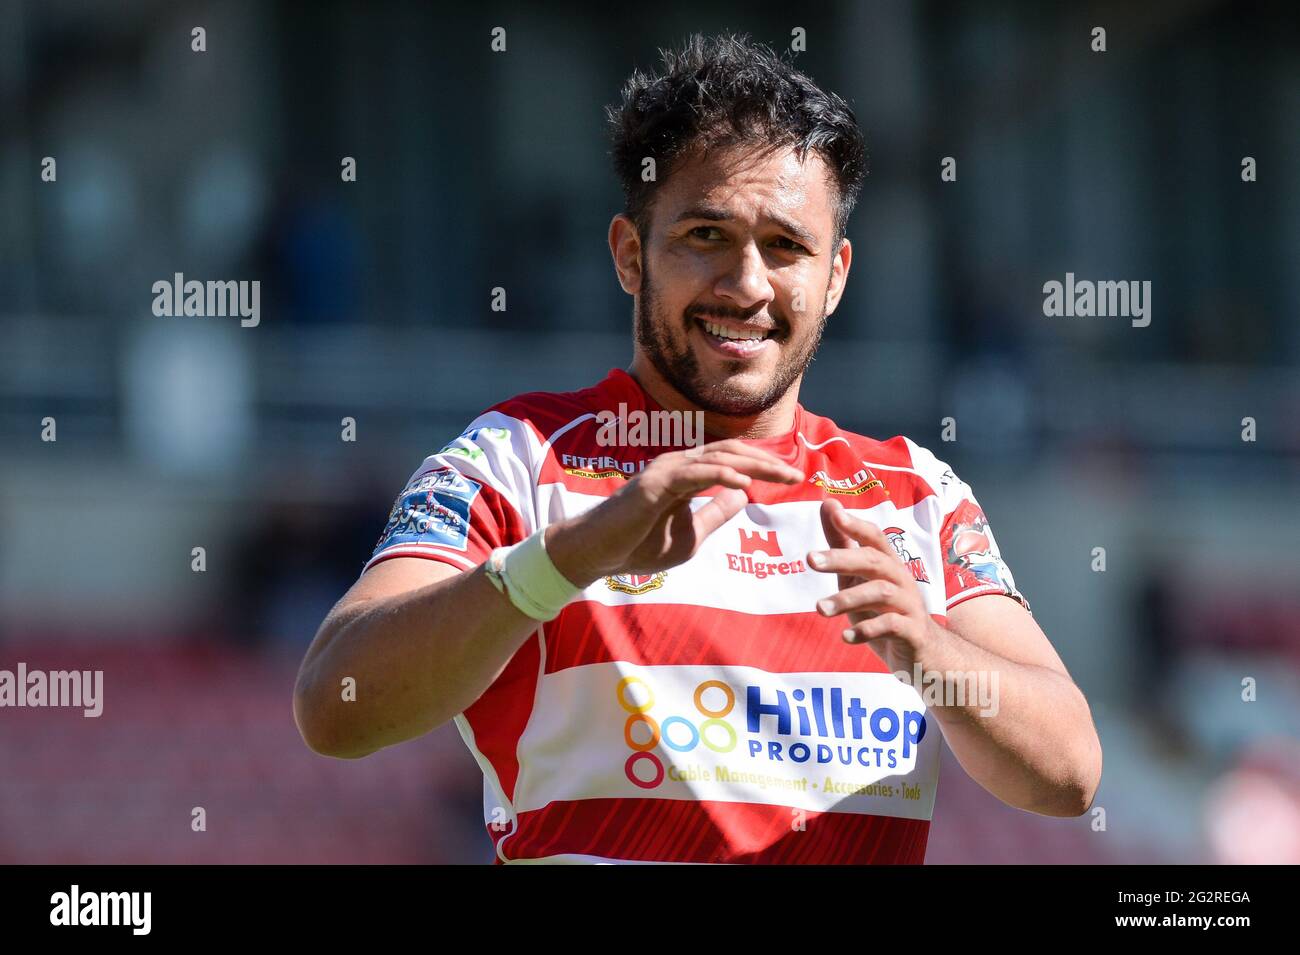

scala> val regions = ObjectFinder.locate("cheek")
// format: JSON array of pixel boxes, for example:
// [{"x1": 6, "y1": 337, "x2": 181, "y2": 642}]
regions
[
  {"x1": 662, "y1": 249, "x2": 716, "y2": 289},
  {"x1": 654, "y1": 253, "x2": 714, "y2": 313},
  {"x1": 776, "y1": 270, "x2": 826, "y2": 321}
]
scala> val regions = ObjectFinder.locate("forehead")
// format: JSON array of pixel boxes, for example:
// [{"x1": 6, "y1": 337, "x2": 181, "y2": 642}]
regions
[{"x1": 653, "y1": 142, "x2": 836, "y2": 230}]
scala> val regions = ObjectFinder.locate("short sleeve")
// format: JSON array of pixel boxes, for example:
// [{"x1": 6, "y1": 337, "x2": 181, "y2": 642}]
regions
[
  {"x1": 935, "y1": 466, "x2": 1031, "y2": 614},
  {"x1": 362, "y1": 413, "x2": 537, "y2": 575}
]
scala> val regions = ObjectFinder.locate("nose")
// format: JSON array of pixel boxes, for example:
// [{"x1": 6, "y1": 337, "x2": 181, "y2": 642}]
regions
[{"x1": 714, "y1": 240, "x2": 774, "y2": 312}]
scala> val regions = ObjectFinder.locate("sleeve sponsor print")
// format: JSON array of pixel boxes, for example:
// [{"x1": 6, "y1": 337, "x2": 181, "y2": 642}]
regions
[
  {"x1": 940, "y1": 498, "x2": 1031, "y2": 612},
  {"x1": 373, "y1": 465, "x2": 483, "y2": 555}
]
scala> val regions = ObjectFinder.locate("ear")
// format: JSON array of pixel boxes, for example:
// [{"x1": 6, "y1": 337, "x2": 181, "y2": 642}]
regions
[
  {"x1": 824, "y1": 236, "x2": 852, "y2": 316},
  {"x1": 608, "y1": 213, "x2": 643, "y2": 295}
]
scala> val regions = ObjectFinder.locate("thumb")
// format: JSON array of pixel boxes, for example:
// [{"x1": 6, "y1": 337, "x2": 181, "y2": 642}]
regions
[
  {"x1": 692, "y1": 487, "x2": 749, "y2": 539},
  {"x1": 820, "y1": 498, "x2": 855, "y2": 549},
  {"x1": 819, "y1": 498, "x2": 860, "y2": 591}
]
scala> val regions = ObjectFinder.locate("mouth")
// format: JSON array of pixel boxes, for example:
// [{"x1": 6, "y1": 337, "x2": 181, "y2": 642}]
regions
[{"x1": 693, "y1": 317, "x2": 778, "y2": 359}]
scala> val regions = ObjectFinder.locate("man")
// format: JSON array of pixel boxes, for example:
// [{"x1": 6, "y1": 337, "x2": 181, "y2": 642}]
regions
[{"x1": 293, "y1": 33, "x2": 1102, "y2": 864}]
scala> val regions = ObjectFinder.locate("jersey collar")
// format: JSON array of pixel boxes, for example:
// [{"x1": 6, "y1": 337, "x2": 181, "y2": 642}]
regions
[{"x1": 595, "y1": 367, "x2": 807, "y2": 465}]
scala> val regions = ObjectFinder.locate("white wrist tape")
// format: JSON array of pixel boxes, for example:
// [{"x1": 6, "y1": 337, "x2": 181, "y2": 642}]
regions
[{"x1": 488, "y1": 530, "x2": 581, "y2": 621}]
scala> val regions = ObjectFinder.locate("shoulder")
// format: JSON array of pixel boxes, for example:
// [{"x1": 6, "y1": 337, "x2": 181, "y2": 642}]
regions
[
  {"x1": 479, "y1": 381, "x2": 609, "y2": 446},
  {"x1": 797, "y1": 407, "x2": 956, "y2": 498}
]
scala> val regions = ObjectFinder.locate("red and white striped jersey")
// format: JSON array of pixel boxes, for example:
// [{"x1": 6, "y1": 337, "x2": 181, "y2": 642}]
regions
[{"x1": 365, "y1": 367, "x2": 1029, "y2": 864}]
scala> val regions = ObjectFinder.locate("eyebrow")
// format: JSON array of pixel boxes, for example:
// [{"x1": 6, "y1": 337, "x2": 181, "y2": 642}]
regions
[{"x1": 674, "y1": 204, "x2": 819, "y2": 249}]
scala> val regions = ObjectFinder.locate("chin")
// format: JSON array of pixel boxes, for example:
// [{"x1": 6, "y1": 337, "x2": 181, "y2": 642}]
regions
[
  {"x1": 695, "y1": 378, "x2": 779, "y2": 416},
  {"x1": 713, "y1": 363, "x2": 778, "y2": 391},
  {"x1": 694, "y1": 345, "x2": 776, "y2": 378}
]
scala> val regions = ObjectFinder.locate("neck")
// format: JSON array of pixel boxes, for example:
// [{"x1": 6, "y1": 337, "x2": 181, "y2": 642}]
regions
[{"x1": 627, "y1": 355, "x2": 801, "y2": 440}]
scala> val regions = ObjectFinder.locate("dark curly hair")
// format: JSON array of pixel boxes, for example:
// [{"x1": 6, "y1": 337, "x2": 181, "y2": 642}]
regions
[{"x1": 607, "y1": 32, "x2": 867, "y2": 249}]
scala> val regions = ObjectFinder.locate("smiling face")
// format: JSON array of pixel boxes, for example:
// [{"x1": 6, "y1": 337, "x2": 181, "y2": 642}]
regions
[{"x1": 612, "y1": 141, "x2": 852, "y2": 430}]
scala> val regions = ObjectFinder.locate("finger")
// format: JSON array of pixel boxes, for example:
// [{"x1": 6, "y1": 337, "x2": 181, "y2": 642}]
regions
[
  {"x1": 819, "y1": 499, "x2": 858, "y2": 593},
  {"x1": 815, "y1": 579, "x2": 901, "y2": 619},
  {"x1": 603, "y1": 460, "x2": 744, "y2": 546},
  {"x1": 661, "y1": 463, "x2": 752, "y2": 498},
  {"x1": 830, "y1": 507, "x2": 895, "y2": 558},
  {"x1": 680, "y1": 450, "x2": 802, "y2": 484},
  {"x1": 820, "y1": 499, "x2": 855, "y2": 549},
  {"x1": 684, "y1": 442, "x2": 804, "y2": 480},
  {"x1": 841, "y1": 613, "x2": 909, "y2": 645},
  {"x1": 806, "y1": 545, "x2": 902, "y2": 583},
  {"x1": 691, "y1": 487, "x2": 749, "y2": 538},
  {"x1": 687, "y1": 439, "x2": 798, "y2": 470}
]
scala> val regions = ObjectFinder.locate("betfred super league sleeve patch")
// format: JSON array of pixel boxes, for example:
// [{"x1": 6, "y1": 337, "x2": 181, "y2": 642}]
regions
[{"x1": 372, "y1": 466, "x2": 483, "y2": 555}]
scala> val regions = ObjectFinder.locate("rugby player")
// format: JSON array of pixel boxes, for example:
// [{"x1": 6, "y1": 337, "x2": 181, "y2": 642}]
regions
[{"x1": 293, "y1": 32, "x2": 1103, "y2": 864}]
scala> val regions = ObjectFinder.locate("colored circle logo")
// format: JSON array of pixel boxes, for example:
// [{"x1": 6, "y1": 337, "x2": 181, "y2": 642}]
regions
[{"x1": 618, "y1": 677, "x2": 738, "y2": 788}]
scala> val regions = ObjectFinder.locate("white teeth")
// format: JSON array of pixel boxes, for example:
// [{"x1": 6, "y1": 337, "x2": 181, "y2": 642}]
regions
[{"x1": 703, "y1": 321, "x2": 766, "y2": 341}]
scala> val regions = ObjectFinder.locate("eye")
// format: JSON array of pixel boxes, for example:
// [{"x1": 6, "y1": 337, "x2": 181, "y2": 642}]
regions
[
  {"x1": 771, "y1": 235, "x2": 808, "y2": 253},
  {"x1": 690, "y1": 225, "x2": 725, "y2": 241}
]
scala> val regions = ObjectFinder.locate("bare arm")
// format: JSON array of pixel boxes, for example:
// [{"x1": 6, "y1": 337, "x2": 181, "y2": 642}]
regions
[
  {"x1": 810, "y1": 499, "x2": 1102, "y2": 817},
  {"x1": 918, "y1": 595, "x2": 1103, "y2": 817},
  {"x1": 293, "y1": 439, "x2": 804, "y2": 759},
  {"x1": 292, "y1": 556, "x2": 539, "y2": 758}
]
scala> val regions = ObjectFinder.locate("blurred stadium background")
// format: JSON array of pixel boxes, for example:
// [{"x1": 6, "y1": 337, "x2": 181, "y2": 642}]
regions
[{"x1": 2, "y1": 0, "x2": 1299, "y2": 863}]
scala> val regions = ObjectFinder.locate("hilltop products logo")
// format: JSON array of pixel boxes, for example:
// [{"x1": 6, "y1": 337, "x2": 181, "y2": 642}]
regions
[
  {"x1": 725, "y1": 529, "x2": 807, "y2": 579},
  {"x1": 1042, "y1": 272, "x2": 1151, "y2": 327},
  {"x1": 596, "y1": 402, "x2": 704, "y2": 448},
  {"x1": 616, "y1": 674, "x2": 929, "y2": 789},
  {"x1": 0, "y1": 664, "x2": 102, "y2": 717},
  {"x1": 746, "y1": 684, "x2": 927, "y2": 767},
  {"x1": 809, "y1": 467, "x2": 886, "y2": 496},
  {"x1": 605, "y1": 571, "x2": 667, "y2": 595},
  {"x1": 151, "y1": 272, "x2": 260, "y2": 327},
  {"x1": 562, "y1": 452, "x2": 649, "y2": 480}
]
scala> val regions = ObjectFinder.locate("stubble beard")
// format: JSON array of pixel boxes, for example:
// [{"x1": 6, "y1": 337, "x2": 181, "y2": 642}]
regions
[{"x1": 633, "y1": 255, "x2": 828, "y2": 418}]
